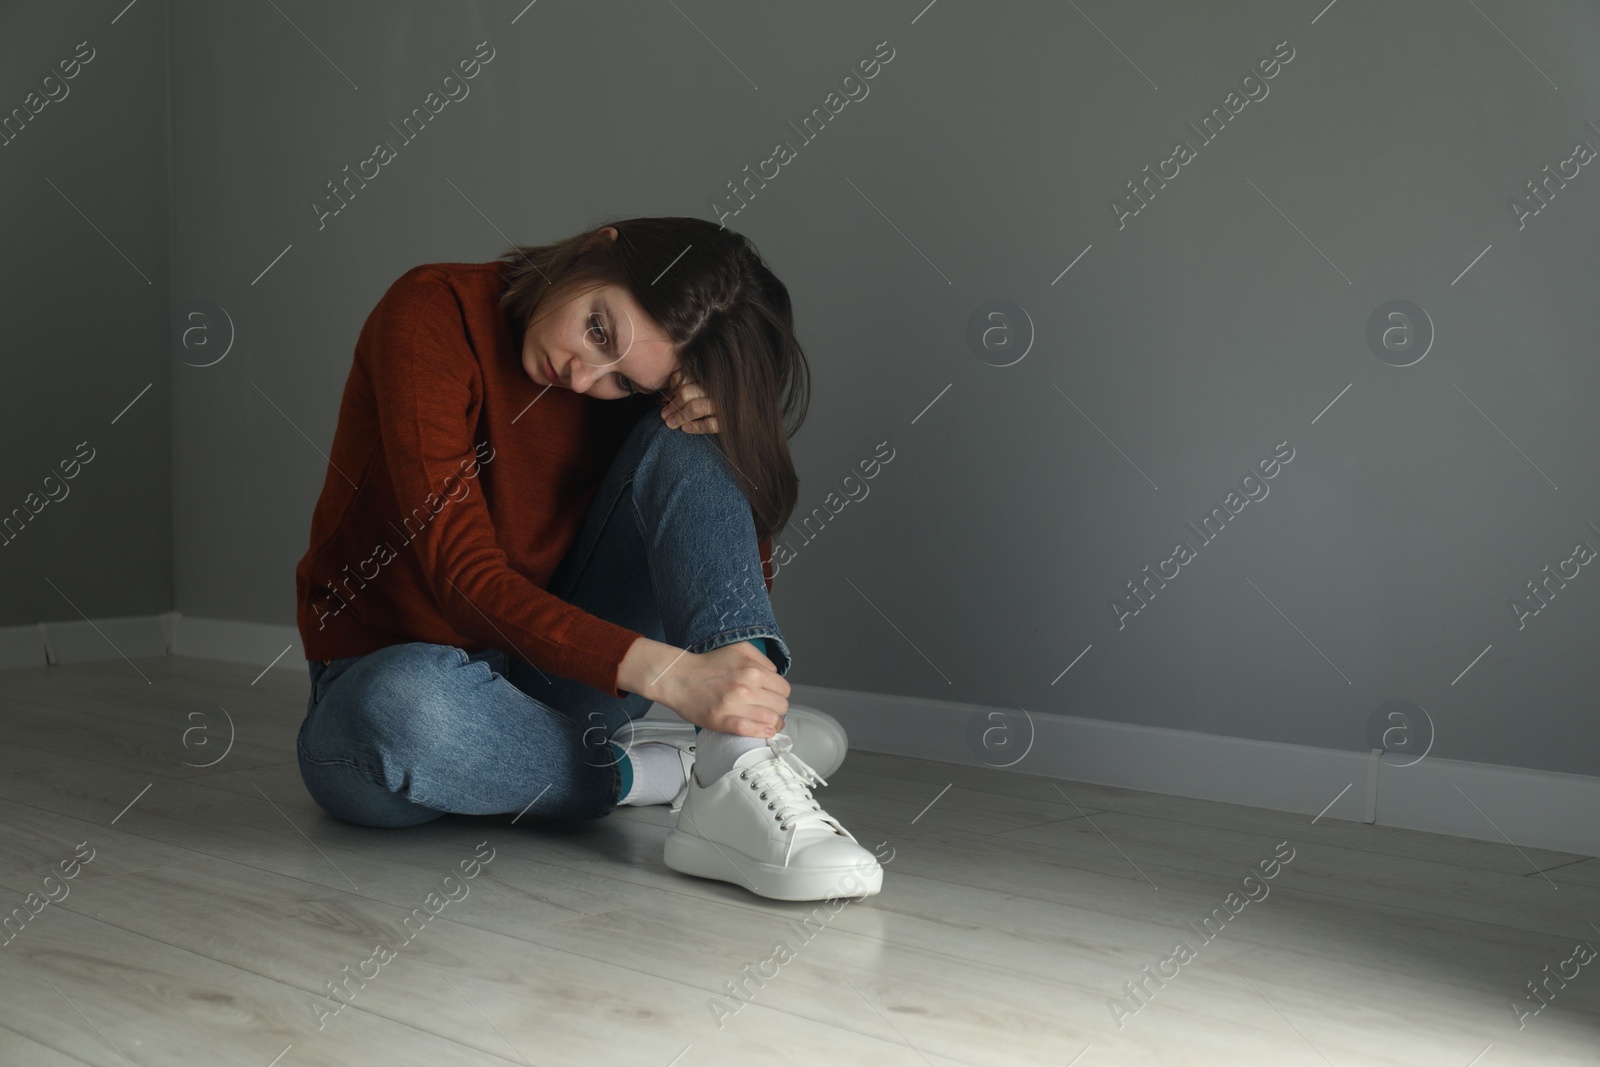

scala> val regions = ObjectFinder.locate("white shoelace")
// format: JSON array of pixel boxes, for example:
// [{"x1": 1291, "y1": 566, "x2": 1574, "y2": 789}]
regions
[{"x1": 736, "y1": 735, "x2": 844, "y2": 865}]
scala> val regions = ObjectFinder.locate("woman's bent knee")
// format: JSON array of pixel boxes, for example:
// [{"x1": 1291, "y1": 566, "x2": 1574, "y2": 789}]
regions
[
  {"x1": 317, "y1": 643, "x2": 478, "y2": 751},
  {"x1": 297, "y1": 643, "x2": 478, "y2": 825},
  {"x1": 297, "y1": 742, "x2": 446, "y2": 828}
]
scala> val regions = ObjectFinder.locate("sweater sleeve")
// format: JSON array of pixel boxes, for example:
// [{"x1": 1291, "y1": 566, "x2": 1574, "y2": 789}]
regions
[{"x1": 366, "y1": 268, "x2": 646, "y2": 698}]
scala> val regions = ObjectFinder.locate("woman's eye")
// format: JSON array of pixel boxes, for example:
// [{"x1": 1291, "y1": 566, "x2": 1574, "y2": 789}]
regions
[{"x1": 587, "y1": 313, "x2": 608, "y2": 346}]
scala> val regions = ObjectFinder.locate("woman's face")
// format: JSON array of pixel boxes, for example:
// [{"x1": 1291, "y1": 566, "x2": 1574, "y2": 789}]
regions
[{"x1": 520, "y1": 280, "x2": 680, "y2": 400}]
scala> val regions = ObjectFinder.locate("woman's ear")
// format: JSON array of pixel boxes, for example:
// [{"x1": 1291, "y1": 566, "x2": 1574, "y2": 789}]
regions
[{"x1": 580, "y1": 226, "x2": 618, "y2": 252}]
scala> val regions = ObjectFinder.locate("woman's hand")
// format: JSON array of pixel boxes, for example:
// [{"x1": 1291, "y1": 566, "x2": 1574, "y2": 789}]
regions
[
  {"x1": 659, "y1": 373, "x2": 718, "y2": 434},
  {"x1": 619, "y1": 637, "x2": 787, "y2": 737}
]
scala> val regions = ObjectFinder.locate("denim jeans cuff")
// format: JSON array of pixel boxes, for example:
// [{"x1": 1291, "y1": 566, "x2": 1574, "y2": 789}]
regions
[{"x1": 687, "y1": 627, "x2": 791, "y2": 676}]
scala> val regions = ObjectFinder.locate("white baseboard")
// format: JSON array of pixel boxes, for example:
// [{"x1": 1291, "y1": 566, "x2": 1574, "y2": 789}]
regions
[
  {"x1": 2, "y1": 612, "x2": 1592, "y2": 857},
  {"x1": 786, "y1": 682, "x2": 1600, "y2": 859},
  {"x1": 0, "y1": 623, "x2": 48, "y2": 669},
  {"x1": 44, "y1": 616, "x2": 168, "y2": 663},
  {"x1": 0, "y1": 613, "x2": 304, "y2": 675},
  {"x1": 0, "y1": 615, "x2": 169, "y2": 667},
  {"x1": 169, "y1": 615, "x2": 304, "y2": 671}
]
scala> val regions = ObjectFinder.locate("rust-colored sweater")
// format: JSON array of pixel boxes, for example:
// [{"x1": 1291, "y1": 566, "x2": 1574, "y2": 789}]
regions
[{"x1": 294, "y1": 261, "x2": 773, "y2": 699}]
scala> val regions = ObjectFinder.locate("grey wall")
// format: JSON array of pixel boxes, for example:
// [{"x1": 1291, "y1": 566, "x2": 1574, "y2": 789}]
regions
[
  {"x1": 51, "y1": 0, "x2": 1600, "y2": 777},
  {"x1": 0, "y1": 1, "x2": 172, "y2": 624}
]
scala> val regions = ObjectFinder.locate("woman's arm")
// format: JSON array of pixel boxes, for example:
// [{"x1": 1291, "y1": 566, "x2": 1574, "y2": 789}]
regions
[
  {"x1": 364, "y1": 267, "x2": 645, "y2": 698},
  {"x1": 618, "y1": 634, "x2": 789, "y2": 737}
]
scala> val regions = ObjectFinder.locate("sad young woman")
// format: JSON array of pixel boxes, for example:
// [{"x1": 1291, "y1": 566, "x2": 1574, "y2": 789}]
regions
[{"x1": 292, "y1": 216, "x2": 882, "y2": 901}]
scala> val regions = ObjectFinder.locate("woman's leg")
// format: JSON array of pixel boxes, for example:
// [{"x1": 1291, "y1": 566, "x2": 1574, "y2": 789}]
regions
[
  {"x1": 456, "y1": 412, "x2": 876, "y2": 898},
  {"x1": 505, "y1": 410, "x2": 790, "y2": 739},
  {"x1": 296, "y1": 642, "x2": 620, "y2": 828},
  {"x1": 296, "y1": 413, "x2": 788, "y2": 829}
]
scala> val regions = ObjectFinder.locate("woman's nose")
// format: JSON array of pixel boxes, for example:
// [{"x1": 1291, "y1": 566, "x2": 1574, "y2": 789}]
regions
[{"x1": 569, "y1": 358, "x2": 599, "y2": 393}]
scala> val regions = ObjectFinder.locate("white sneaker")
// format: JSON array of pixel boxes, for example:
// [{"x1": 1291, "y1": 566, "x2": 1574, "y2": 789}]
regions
[
  {"x1": 619, "y1": 704, "x2": 849, "y2": 780},
  {"x1": 663, "y1": 735, "x2": 883, "y2": 901},
  {"x1": 780, "y1": 703, "x2": 849, "y2": 780}
]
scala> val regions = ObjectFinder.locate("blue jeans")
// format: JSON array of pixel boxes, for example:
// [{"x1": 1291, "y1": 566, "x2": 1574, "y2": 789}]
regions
[{"x1": 295, "y1": 411, "x2": 791, "y2": 828}]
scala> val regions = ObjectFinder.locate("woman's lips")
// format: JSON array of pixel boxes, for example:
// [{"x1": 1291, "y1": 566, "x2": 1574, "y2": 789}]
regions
[{"x1": 544, "y1": 356, "x2": 559, "y2": 385}]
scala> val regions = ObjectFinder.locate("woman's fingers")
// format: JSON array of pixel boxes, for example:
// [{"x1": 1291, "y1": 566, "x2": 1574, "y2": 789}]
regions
[
  {"x1": 670, "y1": 643, "x2": 787, "y2": 736},
  {"x1": 657, "y1": 379, "x2": 722, "y2": 434},
  {"x1": 706, "y1": 705, "x2": 772, "y2": 737},
  {"x1": 662, "y1": 394, "x2": 718, "y2": 432},
  {"x1": 662, "y1": 396, "x2": 700, "y2": 421},
  {"x1": 719, "y1": 712, "x2": 781, "y2": 738},
  {"x1": 710, "y1": 669, "x2": 787, "y2": 737}
]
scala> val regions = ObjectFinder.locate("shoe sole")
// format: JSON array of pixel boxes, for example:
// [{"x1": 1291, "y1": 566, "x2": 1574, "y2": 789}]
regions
[{"x1": 664, "y1": 829, "x2": 883, "y2": 902}]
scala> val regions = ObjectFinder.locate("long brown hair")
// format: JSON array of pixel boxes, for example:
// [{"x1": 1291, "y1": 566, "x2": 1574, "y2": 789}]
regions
[{"x1": 497, "y1": 217, "x2": 810, "y2": 544}]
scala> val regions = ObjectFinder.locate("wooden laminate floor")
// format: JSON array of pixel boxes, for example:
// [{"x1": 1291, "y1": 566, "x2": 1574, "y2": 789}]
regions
[{"x1": 0, "y1": 656, "x2": 1596, "y2": 1065}]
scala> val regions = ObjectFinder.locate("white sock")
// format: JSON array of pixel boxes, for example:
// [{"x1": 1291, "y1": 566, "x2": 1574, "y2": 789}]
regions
[
  {"x1": 693, "y1": 729, "x2": 768, "y2": 786},
  {"x1": 617, "y1": 743, "x2": 690, "y2": 806}
]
